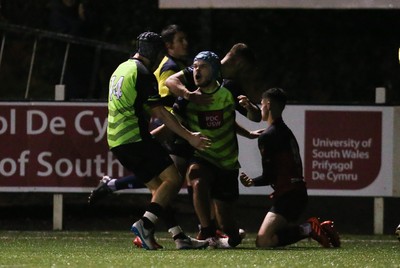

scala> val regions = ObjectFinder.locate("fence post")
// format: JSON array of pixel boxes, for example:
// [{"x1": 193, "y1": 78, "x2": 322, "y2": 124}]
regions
[
  {"x1": 373, "y1": 87, "x2": 386, "y2": 234},
  {"x1": 53, "y1": 194, "x2": 63, "y2": 230},
  {"x1": 374, "y1": 197, "x2": 384, "y2": 234},
  {"x1": 54, "y1": 43, "x2": 70, "y2": 101},
  {"x1": 53, "y1": 63, "x2": 67, "y2": 229}
]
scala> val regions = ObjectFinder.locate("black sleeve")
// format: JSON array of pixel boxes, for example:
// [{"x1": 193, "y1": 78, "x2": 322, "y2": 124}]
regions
[
  {"x1": 135, "y1": 59, "x2": 162, "y2": 107},
  {"x1": 182, "y1": 66, "x2": 197, "y2": 91},
  {"x1": 252, "y1": 175, "x2": 270, "y2": 186},
  {"x1": 173, "y1": 96, "x2": 189, "y2": 119}
]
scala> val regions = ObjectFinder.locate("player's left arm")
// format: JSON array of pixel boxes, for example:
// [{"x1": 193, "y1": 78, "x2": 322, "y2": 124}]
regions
[
  {"x1": 240, "y1": 172, "x2": 270, "y2": 187},
  {"x1": 237, "y1": 95, "x2": 261, "y2": 122},
  {"x1": 150, "y1": 104, "x2": 211, "y2": 151},
  {"x1": 235, "y1": 121, "x2": 263, "y2": 139}
]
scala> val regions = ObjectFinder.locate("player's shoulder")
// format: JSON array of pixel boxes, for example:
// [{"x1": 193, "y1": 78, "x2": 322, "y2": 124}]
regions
[
  {"x1": 132, "y1": 58, "x2": 152, "y2": 76},
  {"x1": 262, "y1": 124, "x2": 278, "y2": 138},
  {"x1": 160, "y1": 55, "x2": 183, "y2": 73},
  {"x1": 219, "y1": 83, "x2": 236, "y2": 100}
]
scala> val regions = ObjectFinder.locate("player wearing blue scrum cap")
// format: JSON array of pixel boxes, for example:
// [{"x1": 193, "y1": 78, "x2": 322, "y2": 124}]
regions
[
  {"x1": 173, "y1": 50, "x2": 259, "y2": 249},
  {"x1": 193, "y1": 51, "x2": 221, "y2": 82}
]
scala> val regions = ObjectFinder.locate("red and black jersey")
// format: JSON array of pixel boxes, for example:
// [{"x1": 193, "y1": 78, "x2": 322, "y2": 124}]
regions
[{"x1": 253, "y1": 117, "x2": 306, "y2": 197}]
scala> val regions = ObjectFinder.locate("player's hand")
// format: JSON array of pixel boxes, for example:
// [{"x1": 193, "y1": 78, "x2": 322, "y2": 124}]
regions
[
  {"x1": 188, "y1": 132, "x2": 211, "y2": 151},
  {"x1": 187, "y1": 89, "x2": 213, "y2": 105},
  {"x1": 240, "y1": 172, "x2": 254, "y2": 187},
  {"x1": 238, "y1": 95, "x2": 251, "y2": 109},
  {"x1": 248, "y1": 129, "x2": 265, "y2": 139}
]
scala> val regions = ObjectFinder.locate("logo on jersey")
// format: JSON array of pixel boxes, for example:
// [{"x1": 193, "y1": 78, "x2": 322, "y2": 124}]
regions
[{"x1": 198, "y1": 110, "x2": 223, "y2": 129}]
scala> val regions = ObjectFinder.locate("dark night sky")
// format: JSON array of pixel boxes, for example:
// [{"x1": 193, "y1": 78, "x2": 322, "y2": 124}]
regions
[{"x1": 1, "y1": 1, "x2": 400, "y2": 103}]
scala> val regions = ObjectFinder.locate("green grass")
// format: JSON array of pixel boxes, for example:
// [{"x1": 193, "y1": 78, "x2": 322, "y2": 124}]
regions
[{"x1": 0, "y1": 231, "x2": 399, "y2": 267}]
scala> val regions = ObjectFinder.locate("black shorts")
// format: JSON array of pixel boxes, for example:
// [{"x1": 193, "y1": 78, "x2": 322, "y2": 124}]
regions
[
  {"x1": 270, "y1": 188, "x2": 308, "y2": 222},
  {"x1": 189, "y1": 157, "x2": 239, "y2": 202},
  {"x1": 168, "y1": 139, "x2": 194, "y2": 159},
  {"x1": 111, "y1": 139, "x2": 173, "y2": 183}
]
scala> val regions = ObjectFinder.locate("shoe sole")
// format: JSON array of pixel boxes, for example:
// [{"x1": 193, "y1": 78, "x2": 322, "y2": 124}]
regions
[
  {"x1": 177, "y1": 240, "x2": 209, "y2": 250},
  {"x1": 321, "y1": 221, "x2": 341, "y2": 248},
  {"x1": 133, "y1": 236, "x2": 163, "y2": 249},
  {"x1": 133, "y1": 237, "x2": 142, "y2": 248},
  {"x1": 178, "y1": 244, "x2": 208, "y2": 250},
  {"x1": 131, "y1": 225, "x2": 155, "y2": 250}
]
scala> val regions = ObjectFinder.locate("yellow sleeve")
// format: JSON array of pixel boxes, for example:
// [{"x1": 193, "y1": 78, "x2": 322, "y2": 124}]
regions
[{"x1": 158, "y1": 69, "x2": 177, "y2": 98}]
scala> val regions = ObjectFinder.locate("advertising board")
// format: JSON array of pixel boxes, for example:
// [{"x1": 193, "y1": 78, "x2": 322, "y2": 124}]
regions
[{"x1": 1, "y1": 102, "x2": 399, "y2": 196}]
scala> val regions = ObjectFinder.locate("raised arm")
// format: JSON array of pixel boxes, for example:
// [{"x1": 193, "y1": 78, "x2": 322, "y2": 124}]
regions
[
  {"x1": 237, "y1": 95, "x2": 261, "y2": 122},
  {"x1": 165, "y1": 70, "x2": 213, "y2": 105}
]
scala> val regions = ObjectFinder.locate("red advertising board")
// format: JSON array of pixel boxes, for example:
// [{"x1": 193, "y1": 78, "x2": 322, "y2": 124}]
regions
[
  {"x1": 304, "y1": 110, "x2": 382, "y2": 190},
  {"x1": 0, "y1": 102, "x2": 127, "y2": 189}
]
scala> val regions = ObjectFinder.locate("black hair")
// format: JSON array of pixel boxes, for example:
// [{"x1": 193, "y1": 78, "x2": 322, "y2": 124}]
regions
[
  {"x1": 262, "y1": 88, "x2": 287, "y2": 107},
  {"x1": 161, "y1": 24, "x2": 184, "y2": 43}
]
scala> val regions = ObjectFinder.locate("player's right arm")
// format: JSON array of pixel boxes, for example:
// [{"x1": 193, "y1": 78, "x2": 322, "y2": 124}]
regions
[{"x1": 165, "y1": 69, "x2": 213, "y2": 105}]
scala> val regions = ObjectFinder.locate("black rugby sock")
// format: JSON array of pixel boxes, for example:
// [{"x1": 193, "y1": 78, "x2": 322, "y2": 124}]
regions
[{"x1": 276, "y1": 226, "x2": 304, "y2": 246}]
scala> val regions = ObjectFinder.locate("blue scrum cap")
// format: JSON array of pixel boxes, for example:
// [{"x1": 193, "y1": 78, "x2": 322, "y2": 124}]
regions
[{"x1": 194, "y1": 51, "x2": 220, "y2": 79}]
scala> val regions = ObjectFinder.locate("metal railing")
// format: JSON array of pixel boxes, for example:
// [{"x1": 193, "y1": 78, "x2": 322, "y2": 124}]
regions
[{"x1": 0, "y1": 22, "x2": 131, "y2": 100}]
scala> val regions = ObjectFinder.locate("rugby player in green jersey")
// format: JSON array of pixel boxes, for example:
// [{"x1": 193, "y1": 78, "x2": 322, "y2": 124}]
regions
[
  {"x1": 173, "y1": 51, "x2": 259, "y2": 248},
  {"x1": 107, "y1": 32, "x2": 210, "y2": 250}
]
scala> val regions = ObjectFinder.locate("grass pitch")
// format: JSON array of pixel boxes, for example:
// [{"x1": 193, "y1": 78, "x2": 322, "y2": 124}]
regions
[{"x1": 0, "y1": 231, "x2": 399, "y2": 267}]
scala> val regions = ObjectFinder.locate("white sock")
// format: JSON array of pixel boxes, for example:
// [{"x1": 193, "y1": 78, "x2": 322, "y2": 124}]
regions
[
  {"x1": 107, "y1": 179, "x2": 117, "y2": 191},
  {"x1": 168, "y1": 226, "x2": 183, "y2": 237},
  {"x1": 143, "y1": 211, "x2": 158, "y2": 224},
  {"x1": 299, "y1": 223, "x2": 312, "y2": 235}
]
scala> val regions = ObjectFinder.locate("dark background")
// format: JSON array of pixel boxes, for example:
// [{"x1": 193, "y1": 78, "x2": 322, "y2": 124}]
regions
[
  {"x1": 0, "y1": 1, "x2": 399, "y2": 236},
  {"x1": 1, "y1": 193, "x2": 399, "y2": 235},
  {"x1": 1, "y1": 0, "x2": 400, "y2": 103}
]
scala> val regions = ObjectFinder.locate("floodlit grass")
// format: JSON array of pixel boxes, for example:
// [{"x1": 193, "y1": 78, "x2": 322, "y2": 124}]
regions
[{"x1": 0, "y1": 231, "x2": 399, "y2": 267}]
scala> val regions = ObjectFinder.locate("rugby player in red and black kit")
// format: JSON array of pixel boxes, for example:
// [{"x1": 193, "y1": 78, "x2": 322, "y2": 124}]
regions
[{"x1": 240, "y1": 88, "x2": 341, "y2": 248}]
